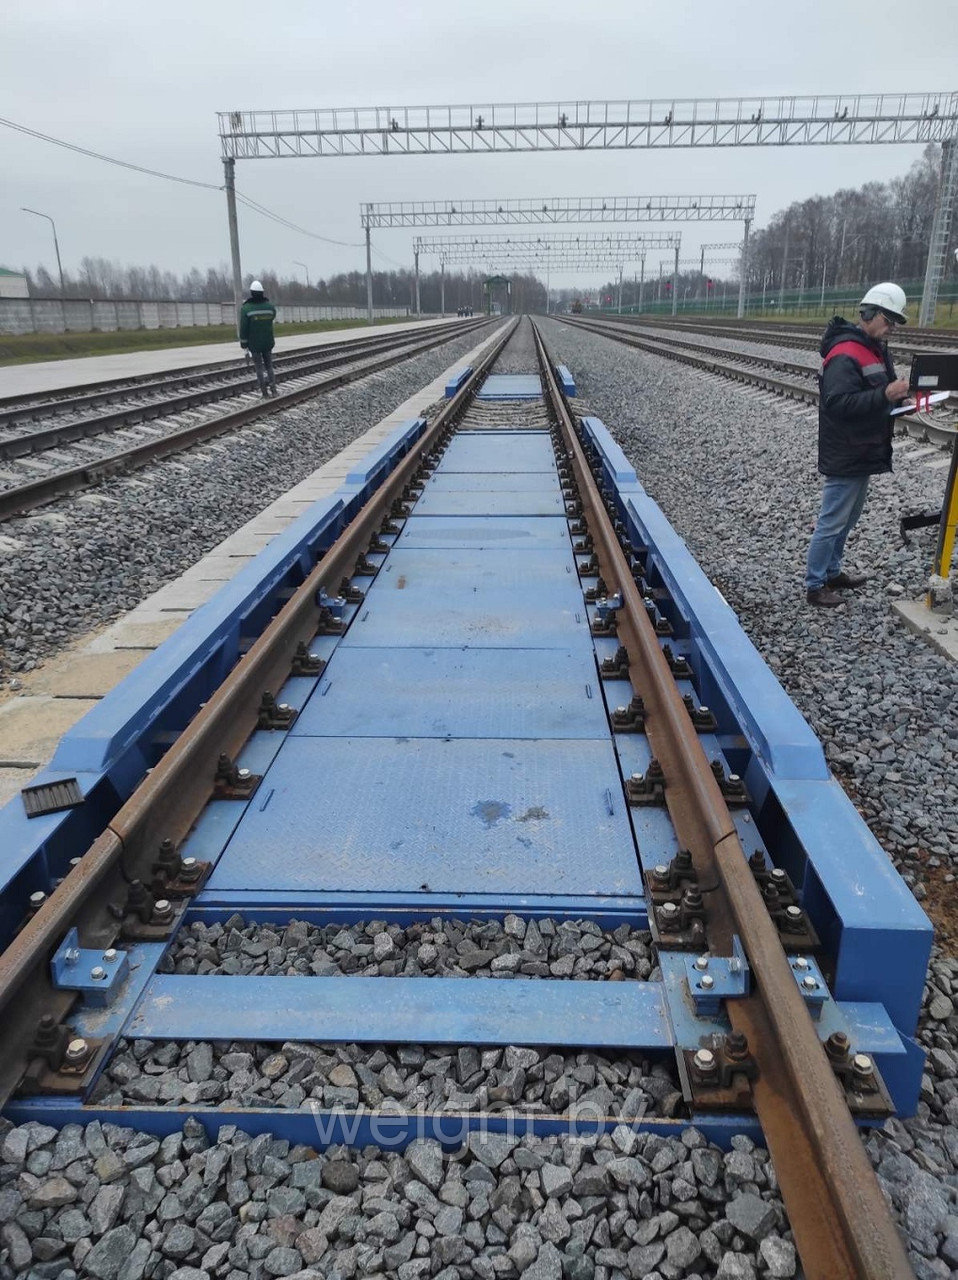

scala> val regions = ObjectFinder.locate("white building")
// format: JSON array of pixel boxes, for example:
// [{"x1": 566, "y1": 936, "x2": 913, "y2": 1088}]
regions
[{"x1": 0, "y1": 268, "x2": 29, "y2": 299}]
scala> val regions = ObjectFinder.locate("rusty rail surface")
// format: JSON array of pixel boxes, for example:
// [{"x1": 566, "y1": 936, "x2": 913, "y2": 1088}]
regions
[
  {"x1": 532, "y1": 320, "x2": 913, "y2": 1280},
  {"x1": 0, "y1": 319, "x2": 518, "y2": 1103},
  {"x1": 0, "y1": 318, "x2": 493, "y2": 522}
]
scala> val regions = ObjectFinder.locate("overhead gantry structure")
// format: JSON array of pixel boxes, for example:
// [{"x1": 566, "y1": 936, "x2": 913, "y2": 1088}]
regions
[
  {"x1": 413, "y1": 232, "x2": 682, "y2": 315},
  {"x1": 365, "y1": 198, "x2": 751, "y2": 321},
  {"x1": 217, "y1": 92, "x2": 957, "y2": 324}
]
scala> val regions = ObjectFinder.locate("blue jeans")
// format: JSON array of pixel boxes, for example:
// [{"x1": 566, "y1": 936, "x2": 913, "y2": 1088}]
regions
[{"x1": 805, "y1": 475, "x2": 870, "y2": 590}]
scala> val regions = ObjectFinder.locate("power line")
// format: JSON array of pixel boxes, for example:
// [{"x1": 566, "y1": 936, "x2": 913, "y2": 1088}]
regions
[
  {"x1": 0, "y1": 115, "x2": 220, "y2": 190},
  {"x1": 233, "y1": 190, "x2": 363, "y2": 248}
]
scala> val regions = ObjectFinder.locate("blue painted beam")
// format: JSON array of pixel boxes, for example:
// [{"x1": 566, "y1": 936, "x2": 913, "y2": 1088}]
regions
[
  {"x1": 556, "y1": 365, "x2": 577, "y2": 397},
  {"x1": 127, "y1": 975, "x2": 671, "y2": 1050},
  {"x1": 3, "y1": 1098, "x2": 763, "y2": 1153},
  {"x1": 444, "y1": 367, "x2": 472, "y2": 397}
]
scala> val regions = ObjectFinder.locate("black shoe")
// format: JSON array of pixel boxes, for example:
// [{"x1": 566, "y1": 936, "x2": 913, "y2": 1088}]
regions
[
  {"x1": 270, "y1": 385, "x2": 278, "y2": 397},
  {"x1": 807, "y1": 587, "x2": 844, "y2": 608},
  {"x1": 826, "y1": 571, "x2": 867, "y2": 589}
]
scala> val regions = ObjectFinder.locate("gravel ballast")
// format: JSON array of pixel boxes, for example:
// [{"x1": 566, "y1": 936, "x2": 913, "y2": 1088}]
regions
[
  {"x1": 162, "y1": 917, "x2": 654, "y2": 981},
  {"x1": 0, "y1": 326, "x2": 494, "y2": 680}
]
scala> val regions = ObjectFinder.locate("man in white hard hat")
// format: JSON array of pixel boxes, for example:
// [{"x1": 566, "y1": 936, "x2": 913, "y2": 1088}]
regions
[
  {"x1": 239, "y1": 280, "x2": 278, "y2": 398},
  {"x1": 805, "y1": 282, "x2": 910, "y2": 607}
]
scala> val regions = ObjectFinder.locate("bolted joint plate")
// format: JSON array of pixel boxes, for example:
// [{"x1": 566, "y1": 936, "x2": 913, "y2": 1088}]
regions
[
  {"x1": 683, "y1": 936, "x2": 750, "y2": 1016},
  {"x1": 51, "y1": 928, "x2": 129, "y2": 1007}
]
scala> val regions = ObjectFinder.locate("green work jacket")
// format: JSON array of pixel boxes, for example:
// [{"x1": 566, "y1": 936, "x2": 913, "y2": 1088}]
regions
[{"x1": 239, "y1": 295, "x2": 276, "y2": 353}]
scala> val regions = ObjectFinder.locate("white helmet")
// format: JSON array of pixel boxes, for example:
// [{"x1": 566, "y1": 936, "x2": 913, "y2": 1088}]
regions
[
  {"x1": 859, "y1": 282, "x2": 907, "y2": 325},
  {"x1": 249, "y1": 279, "x2": 264, "y2": 293}
]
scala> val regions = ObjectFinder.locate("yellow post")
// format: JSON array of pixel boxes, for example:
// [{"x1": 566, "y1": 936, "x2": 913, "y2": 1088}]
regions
[{"x1": 929, "y1": 437, "x2": 958, "y2": 608}]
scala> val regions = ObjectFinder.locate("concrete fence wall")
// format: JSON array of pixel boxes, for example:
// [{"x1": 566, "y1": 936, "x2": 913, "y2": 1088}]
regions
[{"x1": 0, "y1": 298, "x2": 409, "y2": 336}]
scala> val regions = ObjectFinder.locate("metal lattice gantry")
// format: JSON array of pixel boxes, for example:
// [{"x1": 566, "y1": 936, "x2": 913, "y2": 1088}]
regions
[
  {"x1": 364, "y1": 197, "x2": 754, "y2": 320},
  {"x1": 414, "y1": 233, "x2": 683, "y2": 316},
  {"x1": 217, "y1": 92, "x2": 958, "y2": 322}
]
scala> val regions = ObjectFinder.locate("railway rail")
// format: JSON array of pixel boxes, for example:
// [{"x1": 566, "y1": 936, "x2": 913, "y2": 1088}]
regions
[
  {"x1": 0, "y1": 318, "x2": 931, "y2": 1278},
  {"x1": 610, "y1": 313, "x2": 958, "y2": 355},
  {"x1": 0, "y1": 316, "x2": 491, "y2": 522},
  {"x1": 561, "y1": 314, "x2": 958, "y2": 451}
]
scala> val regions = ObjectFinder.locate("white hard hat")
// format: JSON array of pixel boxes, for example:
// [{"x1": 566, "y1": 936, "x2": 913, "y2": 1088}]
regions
[
  {"x1": 859, "y1": 282, "x2": 908, "y2": 325},
  {"x1": 249, "y1": 279, "x2": 264, "y2": 293}
]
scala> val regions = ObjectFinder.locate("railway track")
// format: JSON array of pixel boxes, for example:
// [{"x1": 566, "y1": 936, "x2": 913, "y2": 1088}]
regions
[
  {"x1": 561, "y1": 314, "x2": 958, "y2": 450},
  {"x1": 611, "y1": 313, "x2": 958, "y2": 356},
  {"x1": 0, "y1": 317, "x2": 491, "y2": 522},
  {"x1": 0, "y1": 317, "x2": 927, "y2": 1278}
]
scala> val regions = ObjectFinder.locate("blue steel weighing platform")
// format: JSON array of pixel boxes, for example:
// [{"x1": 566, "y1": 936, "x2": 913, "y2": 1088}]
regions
[{"x1": 0, "y1": 360, "x2": 932, "y2": 1151}]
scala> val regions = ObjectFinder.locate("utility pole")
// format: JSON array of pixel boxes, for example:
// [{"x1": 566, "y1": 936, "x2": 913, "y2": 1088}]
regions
[
  {"x1": 365, "y1": 226, "x2": 374, "y2": 322},
  {"x1": 21, "y1": 207, "x2": 64, "y2": 296},
  {"x1": 737, "y1": 217, "x2": 751, "y2": 318},
  {"x1": 699, "y1": 245, "x2": 706, "y2": 303},
  {"x1": 820, "y1": 254, "x2": 828, "y2": 310},
  {"x1": 617, "y1": 265, "x2": 624, "y2": 314},
  {"x1": 222, "y1": 159, "x2": 244, "y2": 334},
  {"x1": 638, "y1": 254, "x2": 645, "y2": 311},
  {"x1": 779, "y1": 219, "x2": 790, "y2": 310},
  {"x1": 414, "y1": 248, "x2": 421, "y2": 316},
  {"x1": 672, "y1": 243, "x2": 679, "y2": 316},
  {"x1": 440, "y1": 260, "x2": 445, "y2": 316},
  {"x1": 294, "y1": 260, "x2": 310, "y2": 290}
]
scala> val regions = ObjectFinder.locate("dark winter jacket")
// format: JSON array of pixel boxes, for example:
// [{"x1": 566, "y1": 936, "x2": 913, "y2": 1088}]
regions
[
  {"x1": 817, "y1": 316, "x2": 898, "y2": 476},
  {"x1": 239, "y1": 293, "x2": 276, "y2": 353}
]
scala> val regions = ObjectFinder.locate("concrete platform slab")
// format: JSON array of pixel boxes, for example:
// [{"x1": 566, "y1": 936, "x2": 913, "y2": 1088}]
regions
[
  {"x1": 0, "y1": 317, "x2": 472, "y2": 399},
  {"x1": 892, "y1": 599, "x2": 958, "y2": 664},
  {"x1": 29, "y1": 650, "x2": 145, "y2": 698},
  {"x1": 0, "y1": 694, "x2": 98, "y2": 767},
  {"x1": 0, "y1": 768, "x2": 31, "y2": 810}
]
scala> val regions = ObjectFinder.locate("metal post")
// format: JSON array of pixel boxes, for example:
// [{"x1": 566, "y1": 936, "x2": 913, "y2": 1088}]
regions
[
  {"x1": 779, "y1": 219, "x2": 790, "y2": 309},
  {"x1": 672, "y1": 244, "x2": 679, "y2": 316},
  {"x1": 699, "y1": 246, "x2": 705, "y2": 303},
  {"x1": 820, "y1": 254, "x2": 827, "y2": 311},
  {"x1": 365, "y1": 226, "x2": 374, "y2": 322},
  {"x1": 919, "y1": 138, "x2": 957, "y2": 326},
  {"x1": 737, "y1": 217, "x2": 751, "y2": 318},
  {"x1": 617, "y1": 266, "x2": 623, "y2": 314},
  {"x1": 931, "y1": 436, "x2": 958, "y2": 603},
  {"x1": 440, "y1": 260, "x2": 445, "y2": 316},
  {"x1": 222, "y1": 159, "x2": 243, "y2": 335},
  {"x1": 21, "y1": 207, "x2": 64, "y2": 296},
  {"x1": 414, "y1": 250, "x2": 421, "y2": 316},
  {"x1": 638, "y1": 255, "x2": 645, "y2": 311}
]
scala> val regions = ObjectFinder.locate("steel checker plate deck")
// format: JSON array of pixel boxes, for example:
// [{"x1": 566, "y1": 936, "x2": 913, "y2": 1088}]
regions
[
  {"x1": 476, "y1": 374, "x2": 543, "y2": 400},
  {"x1": 396, "y1": 516, "x2": 573, "y2": 549},
  {"x1": 436, "y1": 432, "x2": 556, "y2": 472},
  {"x1": 342, "y1": 588, "x2": 589, "y2": 649},
  {"x1": 413, "y1": 488, "x2": 566, "y2": 517},
  {"x1": 293, "y1": 648, "x2": 609, "y2": 739},
  {"x1": 425, "y1": 472, "x2": 555, "y2": 492},
  {"x1": 205, "y1": 736, "x2": 642, "y2": 897},
  {"x1": 127, "y1": 975, "x2": 670, "y2": 1049},
  {"x1": 375, "y1": 547, "x2": 578, "y2": 588}
]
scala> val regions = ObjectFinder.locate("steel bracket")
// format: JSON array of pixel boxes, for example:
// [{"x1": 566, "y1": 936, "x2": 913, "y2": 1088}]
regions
[
  {"x1": 51, "y1": 928, "x2": 129, "y2": 1007},
  {"x1": 683, "y1": 936, "x2": 750, "y2": 1015},
  {"x1": 788, "y1": 954, "x2": 828, "y2": 1019}
]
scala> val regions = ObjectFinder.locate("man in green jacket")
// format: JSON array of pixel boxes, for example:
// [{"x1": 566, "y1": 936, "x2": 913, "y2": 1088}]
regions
[{"x1": 239, "y1": 280, "x2": 277, "y2": 398}]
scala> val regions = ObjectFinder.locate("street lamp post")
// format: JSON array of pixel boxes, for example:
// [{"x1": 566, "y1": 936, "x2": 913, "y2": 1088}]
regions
[
  {"x1": 21, "y1": 207, "x2": 64, "y2": 295},
  {"x1": 293, "y1": 260, "x2": 310, "y2": 290}
]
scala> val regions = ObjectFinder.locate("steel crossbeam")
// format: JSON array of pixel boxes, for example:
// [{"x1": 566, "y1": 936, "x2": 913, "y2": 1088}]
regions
[
  {"x1": 362, "y1": 196, "x2": 755, "y2": 228},
  {"x1": 219, "y1": 95, "x2": 956, "y2": 160}
]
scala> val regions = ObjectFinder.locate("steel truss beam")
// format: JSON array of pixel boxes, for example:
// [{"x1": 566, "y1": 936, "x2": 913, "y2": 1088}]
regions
[
  {"x1": 219, "y1": 95, "x2": 956, "y2": 160},
  {"x1": 414, "y1": 233, "x2": 681, "y2": 256},
  {"x1": 362, "y1": 196, "x2": 755, "y2": 228}
]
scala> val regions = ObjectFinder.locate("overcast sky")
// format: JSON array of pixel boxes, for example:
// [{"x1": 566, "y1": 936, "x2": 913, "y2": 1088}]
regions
[{"x1": 3, "y1": 0, "x2": 956, "y2": 292}]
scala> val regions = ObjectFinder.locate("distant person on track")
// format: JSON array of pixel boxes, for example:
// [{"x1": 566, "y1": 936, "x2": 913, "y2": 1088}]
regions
[
  {"x1": 805, "y1": 282, "x2": 910, "y2": 607},
  {"x1": 240, "y1": 279, "x2": 277, "y2": 398}
]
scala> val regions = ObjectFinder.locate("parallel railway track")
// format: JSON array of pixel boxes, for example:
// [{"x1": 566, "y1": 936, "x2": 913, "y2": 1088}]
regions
[
  {"x1": 0, "y1": 317, "x2": 923, "y2": 1278},
  {"x1": 561, "y1": 314, "x2": 958, "y2": 450},
  {"x1": 0, "y1": 317, "x2": 491, "y2": 522}
]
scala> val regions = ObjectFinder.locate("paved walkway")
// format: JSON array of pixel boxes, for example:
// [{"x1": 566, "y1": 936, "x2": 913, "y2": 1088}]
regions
[{"x1": 0, "y1": 316, "x2": 467, "y2": 398}]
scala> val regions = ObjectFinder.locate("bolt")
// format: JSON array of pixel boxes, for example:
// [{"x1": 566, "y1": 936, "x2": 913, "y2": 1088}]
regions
[
  {"x1": 29, "y1": 891, "x2": 46, "y2": 908},
  {"x1": 725, "y1": 1030, "x2": 750, "y2": 1060},
  {"x1": 825, "y1": 1031, "x2": 850, "y2": 1061},
  {"x1": 852, "y1": 1053, "x2": 874, "y2": 1076},
  {"x1": 801, "y1": 975, "x2": 819, "y2": 991},
  {"x1": 616, "y1": 706, "x2": 627, "y2": 715},
  {"x1": 90, "y1": 966, "x2": 107, "y2": 981},
  {"x1": 660, "y1": 901, "x2": 678, "y2": 916},
  {"x1": 699, "y1": 974, "x2": 715, "y2": 990},
  {"x1": 729, "y1": 773, "x2": 741, "y2": 784},
  {"x1": 692, "y1": 1048, "x2": 716, "y2": 1072},
  {"x1": 630, "y1": 773, "x2": 644, "y2": 784},
  {"x1": 63, "y1": 948, "x2": 80, "y2": 967},
  {"x1": 103, "y1": 949, "x2": 118, "y2": 963},
  {"x1": 793, "y1": 956, "x2": 809, "y2": 971},
  {"x1": 694, "y1": 955, "x2": 710, "y2": 971},
  {"x1": 700, "y1": 705, "x2": 710, "y2": 714},
  {"x1": 237, "y1": 768, "x2": 251, "y2": 781},
  {"x1": 278, "y1": 704, "x2": 291, "y2": 713},
  {"x1": 785, "y1": 905, "x2": 802, "y2": 919},
  {"x1": 182, "y1": 857, "x2": 197, "y2": 871},
  {"x1": 69, "y1": 858, "x2": 82, "y2": 870},
  {"x1": 64, "y1": 1038, "x2": 89, "y2": 1065},
  {"x1": 770, "y1": 868, "x2": 786, "y2": 883}
]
